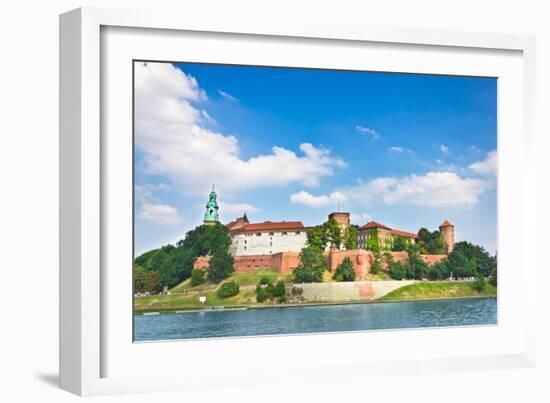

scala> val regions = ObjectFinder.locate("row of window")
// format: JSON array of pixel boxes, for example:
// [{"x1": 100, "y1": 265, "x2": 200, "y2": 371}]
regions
[{"x1": 243, "y1": 231, "x2": 302, "y2": 237}]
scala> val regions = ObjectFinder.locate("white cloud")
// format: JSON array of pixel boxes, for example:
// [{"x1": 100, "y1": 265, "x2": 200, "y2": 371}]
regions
[
  {"x1": 218, "y1": 89, "x2": 238, "y2": 102},
  {"x1": 350, "y1": 212, "x2": 372, "y2": 224},
  {"x1": 469, "y1": 150, "x2": 497, "y2": 176},
  {"x1": 139, "y1": 203, "x2": 182, "y2": 226},
  {"x1": 468, "y1": 145, "x2": 481, "y2": 154},
  {"x1": 440, "y1": 144, "x2": 449, "y2": 154},
  {"x1": 290, "y1": 190, "x2": 347, "y2": 208},
  {"x1": 135, "y1": 183, "x2": 171, "y2": 203},
  {"x1": 342, "y1": 171, "x2": 490, "y2": 208},
  {"x1": 219, "y1": 202, "x2": 261, "y2": 214},
  {"x1": 388, "y1": 146, "x2": 414, "y2": 154},
  {"x1": 355, "y1": 125, "x2": 380, "y2": 141},
  {"x1": 135, "y1": 62, "x2": 345, "y2": 196}
]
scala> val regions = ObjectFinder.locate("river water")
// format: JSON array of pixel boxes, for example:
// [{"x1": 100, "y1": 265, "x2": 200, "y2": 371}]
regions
[{"x1": 134, "y1": 297, "x2": 497, "y2": 342}]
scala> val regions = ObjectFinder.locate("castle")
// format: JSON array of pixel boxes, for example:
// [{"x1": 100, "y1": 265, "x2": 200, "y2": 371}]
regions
[{"x1": 194, "y1": 188, "x2": 454, "y2": 278}]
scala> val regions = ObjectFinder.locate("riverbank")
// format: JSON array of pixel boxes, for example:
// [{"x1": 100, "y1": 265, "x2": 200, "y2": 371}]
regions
[
  {"x1": 134, "y1": 279, "x2": 496, "y2": 314},
  {"x1": 378, "y1": 281, "x2": 496, "y2": 301}
]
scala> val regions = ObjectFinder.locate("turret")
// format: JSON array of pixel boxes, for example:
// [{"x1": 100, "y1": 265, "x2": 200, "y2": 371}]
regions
[
  {"x1": 203, "y1": 186, "x2": 219, "y2": 225},
  {"x1": 439, "y1": 220, "x2": 455, "y2": 253}
]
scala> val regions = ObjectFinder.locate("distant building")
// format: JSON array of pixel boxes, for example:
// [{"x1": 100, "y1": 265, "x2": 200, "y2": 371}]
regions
[
  {"x1": 439, "y1": 220, "x2": 455, "y2": 253},
  {"x1": 228, "y1": 220, "x2": 307, "y2": 256},
  {"x1": 357, "y1": 221, "x2": 417, "y2": 251}
]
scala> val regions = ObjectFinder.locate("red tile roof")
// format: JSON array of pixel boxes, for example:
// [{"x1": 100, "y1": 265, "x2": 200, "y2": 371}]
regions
[
  {"x1": 360, "y1": 221, "x2": 391, "y2": 230},
  {"x1": 390, "y1": 229, "x2": 418, "y2": 239},
  {"x1": 234, "y1": 221, "x2": 305, "y2": 233},
  {"x1": 439, "y1": 220, "x2": 454, "y2": 228}
]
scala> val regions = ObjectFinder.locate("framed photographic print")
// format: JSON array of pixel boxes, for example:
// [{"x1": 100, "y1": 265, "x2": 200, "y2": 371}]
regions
[{"x1": 60, "y1": 7, "x2": 537, "y2": 396}]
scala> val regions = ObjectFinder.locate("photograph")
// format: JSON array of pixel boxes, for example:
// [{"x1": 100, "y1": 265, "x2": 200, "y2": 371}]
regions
[{"x1": 132, "y1": 60, "x2": 498, "y2": 342}]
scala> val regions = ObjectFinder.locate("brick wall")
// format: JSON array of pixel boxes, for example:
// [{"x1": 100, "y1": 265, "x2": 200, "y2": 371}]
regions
[{"x1": 194, "y1": 250, "x2": 447, "y2": 278}]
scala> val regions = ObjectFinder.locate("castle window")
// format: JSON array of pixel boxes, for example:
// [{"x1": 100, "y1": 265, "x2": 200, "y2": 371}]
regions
[
  {"x1": 269, "y1": 232, "x2": 274, "y2": 236},
  {"x1": 282, "y1": 232, "x2": 288, "y2": 235},
  {"x1": 256, "y1": 233, "x2": 262, "y2": 236},
  {"x1": 296, "y1": 231, "x2": 301, "y2": 235}
]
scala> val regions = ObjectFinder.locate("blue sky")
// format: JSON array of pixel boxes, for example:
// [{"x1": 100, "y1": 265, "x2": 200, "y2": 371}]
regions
[{"x1": 134, "y1": 61, "x2": 497, "y2": 256}]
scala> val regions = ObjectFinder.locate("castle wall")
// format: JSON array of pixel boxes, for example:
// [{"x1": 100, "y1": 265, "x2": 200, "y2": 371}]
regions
[
  {"x1": 328, "y1": 249, "x2": 374, "y2": 279},
  {"x1": 230, "y1": 230, "x2": 307, "y2": 256},
  {"x1": 194, "y1": 250, "x2": 448, "y2": 279},
  {"x1": 193, "y1": 252, "x2": 301, "y2": 274}
]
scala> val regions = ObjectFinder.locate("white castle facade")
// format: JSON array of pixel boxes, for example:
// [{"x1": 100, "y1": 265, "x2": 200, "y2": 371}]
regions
[{"x1": 227, "y1": 215, "x2": 308, "y2": 256}]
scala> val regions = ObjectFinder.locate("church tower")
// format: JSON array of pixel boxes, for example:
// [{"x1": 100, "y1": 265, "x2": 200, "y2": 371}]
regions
[
  {"x1": 439, "y1": 220, "x2": 455, "y2": 253},
  {"x1": 203, "y1": 186, "x2": 219, "y2": 226}
]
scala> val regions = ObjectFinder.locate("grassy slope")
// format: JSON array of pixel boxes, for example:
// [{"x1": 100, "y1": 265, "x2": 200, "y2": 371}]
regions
[
  {"x1": 135, "y1": 268, "x2": 287, "y2": 313},
  {"x1": 378, "y1": 281, "x2": 497, "y2": 302}
]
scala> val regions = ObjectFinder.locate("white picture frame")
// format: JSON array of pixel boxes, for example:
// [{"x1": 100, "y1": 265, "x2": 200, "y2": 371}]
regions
[{"x1": 59, "y1": 6, "x2": 537, "y2": 396}]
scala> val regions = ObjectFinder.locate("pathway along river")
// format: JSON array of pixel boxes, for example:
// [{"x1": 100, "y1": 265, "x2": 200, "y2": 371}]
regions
[{"x1": 134, "y1": 297, "x2": 496, "y2": 341}]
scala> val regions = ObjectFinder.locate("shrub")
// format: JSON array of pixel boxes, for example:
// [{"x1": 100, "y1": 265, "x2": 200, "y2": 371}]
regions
[
  {"x1": 190, "y1": 268, "x2": 206, "y2": 286},
  {"x1": 388, "y1": 260, "x2": 407, "y2": 280},
  {"x1": 473, "y1": 273, "x2": 487, "y2": 292},
  {"x1": 258, "y1": 276, "x2": 271, "y2": 286},
  {"x1": 333, "y1": 257, "x2": 356, "y2": 281},
  {"x1": 256, "y1": 288, "x2": 267, "y2": 303},
  {"x1": 217, "y1": 281, "x2": 240, "y2": 298},
  {"x1": 274, "y1": 280, "x2": 286, "y2": 303},
  {"x1": 256, "y1": 279, "x2": 286, "y2": 303},
  {"x1": 370, "y1": 259, "x2": 382, "y2": 275}
]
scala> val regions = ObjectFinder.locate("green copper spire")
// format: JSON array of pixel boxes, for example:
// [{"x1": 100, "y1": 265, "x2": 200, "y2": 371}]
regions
[{"x1": 203, "y1": 185, "x2": 219, "y2": 225}]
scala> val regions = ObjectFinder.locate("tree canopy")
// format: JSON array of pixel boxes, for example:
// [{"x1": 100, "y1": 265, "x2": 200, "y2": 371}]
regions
[
  {"x1": 416, "y1": 228, "x2": 446, "y2": 255},
  {"x1": 133, "y1": 222, "x2": 233, "y2": 290},
  {"x1": 333, "y1": 257, "x2": 356, "y2": 281},
  {"x1": 306, "y1": 218, "x2": 342, "y2": 250},
  {"x1": 293, "y1": 245, "x2": 327, "y2": 283}
]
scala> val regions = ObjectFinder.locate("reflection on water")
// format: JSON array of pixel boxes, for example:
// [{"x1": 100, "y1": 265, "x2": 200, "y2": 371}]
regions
[{"x1": 134, "y1": 297, "x2": 497, "y2": 342}]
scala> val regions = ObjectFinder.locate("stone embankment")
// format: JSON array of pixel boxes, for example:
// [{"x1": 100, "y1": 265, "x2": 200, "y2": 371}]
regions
[{"x1": 294, "y1": 280, "x2": 415, "y2": 302}]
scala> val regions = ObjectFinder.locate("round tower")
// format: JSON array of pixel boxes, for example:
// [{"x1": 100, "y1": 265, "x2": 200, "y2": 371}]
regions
[
  {"x1": 439, "y1": 220, "x2": 455, "y2": 253},
  {"x1": 203, "y1": 186, "x2": 219, "y2": 226}
]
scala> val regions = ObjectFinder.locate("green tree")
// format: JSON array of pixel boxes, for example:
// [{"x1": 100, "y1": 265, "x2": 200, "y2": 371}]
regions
[
  {"x1": 217, "y1": 281, "x2": 240, "y2": 298},
  {"x1": 293, "y1": 245, "x2": 327, "y2": 283},
  {"x1": 208, "y1": 249, "x2": 234, "y2": 283},
  {"x1": 388, "y1": 260, "x2": 408, "y2": 280},
  {"x1": 417, "y1": 228, "x2": 446, "y2": 255},
  {"x1": 406, "y1": 244, "x2": 429, "y2": 280},
  {"x1": 427, "y1": 259, "x2": 450, "y2": 280},
  {"x1": 343, "y1": 225, "x2": 358, "y2": 250},
  {"x1": 306, "y1": 225, "x2": 329, "y2": 250},
  {"x1": 370, "y1": 258, "x2": 382, "y2": 275},
  {"x1": 134, "y1": 265, "x2": 160, "y2": 293},
  {"x1": 324, "y1": 218, "x2": 342, "y2": 249},
  {"x1": 446, "y1": 241, "x2": 494, "y2": 278},
  {"x1": 191, "y1": 268, "x2": 206, "y2": 286},
  {"x1": 333, "y1": 257, "x2": 356, "y2": 281}
]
